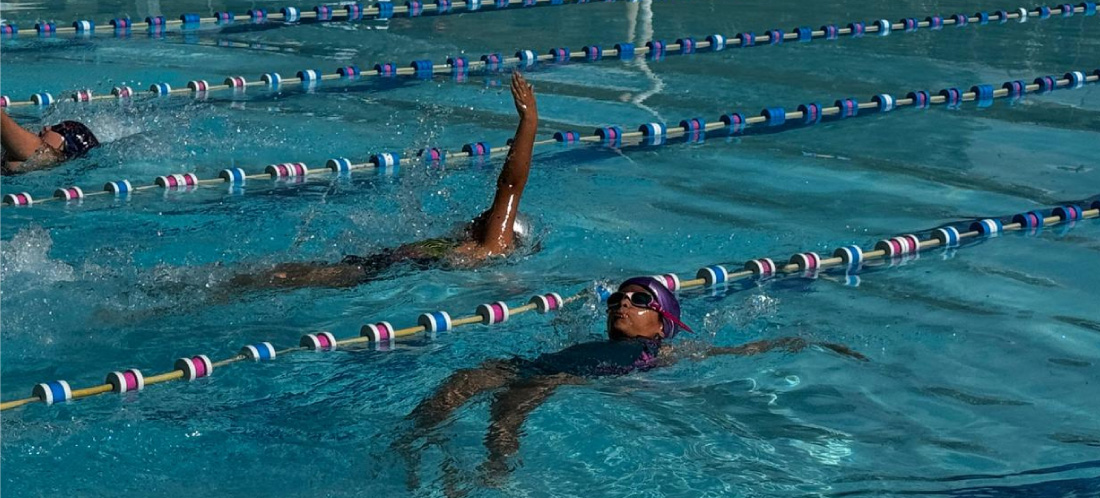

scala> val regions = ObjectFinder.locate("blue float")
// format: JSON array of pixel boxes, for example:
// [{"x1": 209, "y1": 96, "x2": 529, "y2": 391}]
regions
[
  {"x1": 933, "y1": 226, "x2": 961, "y2": 247},
  {"x1": 761, "y1": 107, "x2": 786, "y2": 127},
  {"x1": 696, "y1": 265, "x2": 728, "y2": 285},
  {"x1": 833, "y1": 245, "x2": 864, "y2": 270},
  {"x1": 32, "y1": 381, "x2": 72, "y2": 405},
  {"x1": 219, "y1": 168, "x2": 247, "y2": 184},
  {"x1": 418, "y1": 311, "x2": 452, "y2": 333},
  {"x1": 615, "y1": 42, "x2": 635, "y2": 59},
  {"x1": 970, "y1": 84, "x2": 994, "y2": 107},
  {"x1": 326, "y1": 158, "x2": 353, "y2": 173},
  {"x1": 240, "y1": 342, "x2": 276, "y2": 361}
]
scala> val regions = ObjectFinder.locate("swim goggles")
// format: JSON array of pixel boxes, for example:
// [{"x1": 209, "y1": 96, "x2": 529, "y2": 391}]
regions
[{"x1": 607, "y1": 291, "x2": 695, "y2": 334}]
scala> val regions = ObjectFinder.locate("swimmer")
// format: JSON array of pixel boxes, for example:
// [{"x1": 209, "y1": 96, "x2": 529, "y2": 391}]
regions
[
  {"x1": 1, "y1": 109, "x2": 100, "y2": 175},
  {"x1": 395, "y1": 276, "x2": 867, "y2": 487},
  {"x1": 226, "y1": 71, "x2": 539, "y2": 290}
]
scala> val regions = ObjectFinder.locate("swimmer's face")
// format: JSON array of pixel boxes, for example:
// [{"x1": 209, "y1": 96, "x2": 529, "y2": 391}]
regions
[
  {"x1": 606, "y1": 284, "x2": 664, "y2": 341},
  {"x1": 38, "y1": 127, "x2": 66, "y2": 151},
  {"x1": 28, "y1": 127, "x2": 66, "y2": 165}
]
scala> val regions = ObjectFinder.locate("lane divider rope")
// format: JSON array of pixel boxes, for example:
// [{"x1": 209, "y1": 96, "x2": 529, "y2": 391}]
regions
[
  {"x1": 2, "y1": 202, "x2": 1096, "y2": 412},
  {"x1": 3, "y1": 69, "x2": 1097, "y2": 210},
  {"x1": 2, "y1": 3, "x2": 1093, "y2": 109},
  {"x1": 0, "y1": 0, "x2": 628, "y2": 41}
]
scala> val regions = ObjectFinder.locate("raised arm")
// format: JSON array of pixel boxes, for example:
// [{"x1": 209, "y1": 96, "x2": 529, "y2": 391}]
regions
[
  {"x1": 1, "y1": 110, "x2": 49, "y2": 174},
  {"x1": 472, "y1": 72, "x2": 538, "y2": 255}
]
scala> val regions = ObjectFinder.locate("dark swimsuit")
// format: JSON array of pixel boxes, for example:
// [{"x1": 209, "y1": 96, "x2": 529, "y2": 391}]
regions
[{"x1": 509, "y1": 338, "x2": 663, "y2": 378}]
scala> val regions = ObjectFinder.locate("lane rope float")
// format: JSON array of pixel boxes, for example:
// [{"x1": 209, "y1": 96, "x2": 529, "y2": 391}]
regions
[
  {"x1": 3, "y1": 69, "x2": 1097, "y2": 210},
  {"x1": 2, "y1": 202, "x2": 1096, "y2": 412},
  {"x1": 0, "y1": 0, "x2": 635, "y2": 41},
  {"x1": 2, "y1": 3, "x2": 1093, "y2": 109}
]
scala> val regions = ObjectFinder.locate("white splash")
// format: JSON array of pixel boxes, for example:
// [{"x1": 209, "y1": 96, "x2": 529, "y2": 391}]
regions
[{"x1": 0, "y1": 226, "x2": 75, "y2": 285}]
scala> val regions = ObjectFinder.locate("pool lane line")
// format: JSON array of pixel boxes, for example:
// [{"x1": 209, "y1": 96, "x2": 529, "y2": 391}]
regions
[
  {"x1": 1, "y1": 203, "x2": 1095, "y2": 412},
  {"x1": 2, "y1": 3, "x2": 1094, "y2": 109},
  {"x1": 2, "y1": 69, "x2": 1096, "y2": 210},
  {"x1": 0, "y1": 0, "x2": 623, "y2": 41}
]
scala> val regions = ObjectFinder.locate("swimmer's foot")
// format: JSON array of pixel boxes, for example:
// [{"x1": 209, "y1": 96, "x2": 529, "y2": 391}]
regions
[
  {"x1": 92, "y1": 304, "x2": 174, "y2": 325},
  {"x1": 816, "y1": 342, "x2": 869, "y2": 361}
]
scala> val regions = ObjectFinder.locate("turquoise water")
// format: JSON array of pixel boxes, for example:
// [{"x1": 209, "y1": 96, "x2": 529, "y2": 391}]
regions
[{"x1": 2, "y1": 0, "x2": 1100, "y2": 496}]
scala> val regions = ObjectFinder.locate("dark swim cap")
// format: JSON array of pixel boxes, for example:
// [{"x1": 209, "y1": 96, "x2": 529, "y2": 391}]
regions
[
  {"x1": 618, "y1": 276, "x2": 689, "y2": 340},
  {"x1": 49, "y1": 121, "x2": 100, "y2": 159}
]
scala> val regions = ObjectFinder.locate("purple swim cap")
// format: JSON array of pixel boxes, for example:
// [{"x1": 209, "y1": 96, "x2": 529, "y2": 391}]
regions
[{"x1": 618, "y1": 276, "x2": 689, "y2": 339}]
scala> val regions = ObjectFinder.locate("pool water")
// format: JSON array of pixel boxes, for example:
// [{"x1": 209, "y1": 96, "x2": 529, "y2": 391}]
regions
[{"x1": 2, "y1": 0, "x2": 1099, "y2": 496}]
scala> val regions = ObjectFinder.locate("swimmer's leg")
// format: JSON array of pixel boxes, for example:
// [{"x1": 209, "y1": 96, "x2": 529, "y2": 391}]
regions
[
  {"x1": 394, "y1": 360, "x2": 520, "y2": 490},
  {"x1": 481, "y1": 373, "x2": 586, "y2": 482},
  {"x1": 224, "y1": 262, "x2": 370, "y2": 291}
]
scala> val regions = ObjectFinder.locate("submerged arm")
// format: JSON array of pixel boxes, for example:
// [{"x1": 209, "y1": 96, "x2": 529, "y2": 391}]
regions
[
  {"x1": 473, "y1": 71, "x2": 538, "y2": 254},
  {"x1": 483, "y1": 373, "x2": 585, "y2": 476},
  {"x1": 708, "y1": 337, "x2": 868, "y2": 361}
]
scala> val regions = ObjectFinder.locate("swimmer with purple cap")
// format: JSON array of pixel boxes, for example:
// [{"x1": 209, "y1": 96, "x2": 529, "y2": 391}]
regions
[
  {"x1": 1, "y1": 110, "x2": 100, "y2": 175},
  {"x1": 395, "y1": 276, "x2": 867, "y2": 486}
]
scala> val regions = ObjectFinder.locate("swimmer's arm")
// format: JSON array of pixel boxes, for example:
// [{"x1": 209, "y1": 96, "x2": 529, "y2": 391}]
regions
[
  {"x1": 484, "y1": 373, "x2": 583, "y2": 474},
  {"x1": 474, "y1": 72, "x2": 538, "y2": 253},
  {"x1": 1, "y1": 110, "x2": 47, "y2": 173},
  {"x1": 706, "y1": 338, "x2": 868, "y2": 361}
]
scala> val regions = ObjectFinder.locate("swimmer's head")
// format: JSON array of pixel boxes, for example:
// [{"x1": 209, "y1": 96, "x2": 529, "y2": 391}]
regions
[
  {"x1": 46, "y1": 121, "x2": 100, "y2": 159},
  {"x1": 606, "y1": 276, "x2": 691, "y2": 341}
]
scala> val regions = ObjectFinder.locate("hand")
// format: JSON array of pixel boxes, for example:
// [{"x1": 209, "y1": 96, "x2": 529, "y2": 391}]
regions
[{"x1": 510, "y1": 72, "x2": 537, "y2": 121}]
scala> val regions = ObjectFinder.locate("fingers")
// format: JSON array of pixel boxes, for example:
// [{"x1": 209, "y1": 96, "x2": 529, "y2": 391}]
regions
[
  {"x1": 511, "y1": 72, "x2": 533, "y2": 95},
  {"x1": 510, "y1": 73, "x2": 523, "y2": 96}
]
